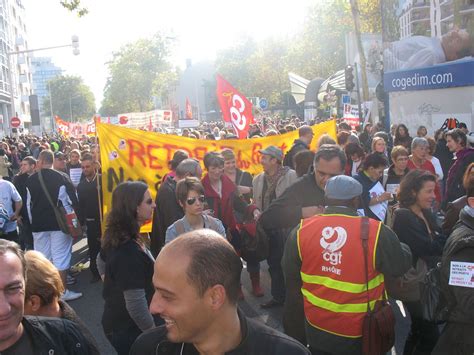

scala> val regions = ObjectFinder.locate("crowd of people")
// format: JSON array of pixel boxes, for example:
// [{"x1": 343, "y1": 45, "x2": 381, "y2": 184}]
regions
[{"x1": 0, "y1": 117, "x2": 473, "y2": 355}]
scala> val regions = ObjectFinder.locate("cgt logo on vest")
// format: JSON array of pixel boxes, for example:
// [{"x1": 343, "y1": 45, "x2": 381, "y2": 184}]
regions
[{"x1": 320, "y1": 226, "x2": 347, "y2": 266}]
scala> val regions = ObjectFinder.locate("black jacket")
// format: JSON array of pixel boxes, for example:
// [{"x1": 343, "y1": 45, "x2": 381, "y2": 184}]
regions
[
  {"x1": 26, "y1": 168, "x2": 78, "y2": 232},
  {"x1": 283, "y1": 139, "x2": 309, "y2": 169},
  {"x1": 19, "y1": 315, "x2": 95, "y2": 355},
  {"x1": 259, "y1": 172, "x2": 324, "y2": 231},
  {"x1": 130, "y1": 309, "x2": 310, "y2": 355},
  {"x1": 433, "y1": 207, "x2": 474, "y2": 354},
  {"x1": 150, "y1": 176, "x2": 183, "y2": 256}
]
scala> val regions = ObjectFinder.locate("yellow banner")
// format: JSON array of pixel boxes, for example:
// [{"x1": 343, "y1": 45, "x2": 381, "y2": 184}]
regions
[{"x1": 98, "y1": 120, "x2": 336, "y2": 231}]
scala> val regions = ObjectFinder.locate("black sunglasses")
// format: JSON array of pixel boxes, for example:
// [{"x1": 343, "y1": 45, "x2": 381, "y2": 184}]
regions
[
  {"x1": 186, "y1": 195, "x2": 206, "y2": 205},
  {"x1": 145, "y1": 198, "x2": 154, "y2": 205}
]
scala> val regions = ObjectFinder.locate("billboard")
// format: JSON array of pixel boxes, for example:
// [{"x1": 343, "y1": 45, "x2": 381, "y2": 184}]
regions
[
  {"x1": 382, "y1": 0, "x2": 474, "y2": 132},
  {"x1": 382, "y1": 0, "x2": 474, "y2": 90}
]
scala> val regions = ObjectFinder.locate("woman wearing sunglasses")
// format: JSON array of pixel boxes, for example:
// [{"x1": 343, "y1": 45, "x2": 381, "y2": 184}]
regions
[
  {"x1": 165, "y1": 177, "x2": 226, "y2": 243},
  {"x1": 100, "y1": 181, "x2": 158, "y2": 355}
]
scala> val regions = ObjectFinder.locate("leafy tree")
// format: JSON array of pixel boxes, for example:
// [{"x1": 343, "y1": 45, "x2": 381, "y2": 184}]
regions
[
  {"x1": 43, "y1": 75, "x2": 96, "y2": 121},
  {"x1": 60, "y1": 0, "x2": 88, "y2": 17},
  {"x1": 100, "y1": 34, "x2": 175, "y2": 116}
]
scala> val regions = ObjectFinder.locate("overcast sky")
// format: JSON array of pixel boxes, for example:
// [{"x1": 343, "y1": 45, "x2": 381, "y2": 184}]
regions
[{"x1": 23, "y1": 0, "x2": 311, "y2": 108}]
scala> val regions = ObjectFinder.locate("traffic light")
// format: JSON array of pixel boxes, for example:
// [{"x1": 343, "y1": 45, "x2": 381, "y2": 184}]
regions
[
  {"x1": 71, "y1": 35, "x2": 80, "y2": 55},
  {"x1": 345, "y1": 65, "x2": 355, "y2": 92}
]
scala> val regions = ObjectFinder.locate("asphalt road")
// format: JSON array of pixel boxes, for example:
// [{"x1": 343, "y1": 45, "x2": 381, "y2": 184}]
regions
[{"x1": 68, "y1": 238, "x2": 410, "y2": 355}]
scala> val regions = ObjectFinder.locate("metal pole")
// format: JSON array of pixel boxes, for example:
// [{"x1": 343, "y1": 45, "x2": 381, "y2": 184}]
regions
[
  {"x1": 354, "y1": 62, "x2": 363, "y2": 124},
  {"x1": 69, "y1": 96, "x2": 73, "y2": 122},
  {"x1": 7, "y1": 53, "x2": 14, "y2": 136}
]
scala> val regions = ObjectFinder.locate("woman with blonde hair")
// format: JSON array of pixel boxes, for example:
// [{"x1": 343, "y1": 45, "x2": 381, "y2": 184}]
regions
[{"x1": 24, "y1": 250, "x2": 99, "y2": 354}]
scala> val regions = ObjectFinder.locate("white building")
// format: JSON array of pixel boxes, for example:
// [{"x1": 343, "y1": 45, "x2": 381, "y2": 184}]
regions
[{"x1": 0, "y1": 0, "x2": 33, "y2": 134}]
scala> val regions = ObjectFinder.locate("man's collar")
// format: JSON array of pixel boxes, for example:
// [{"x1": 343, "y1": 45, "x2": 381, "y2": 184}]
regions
[{"x1": 324, "y1": 206, "x2": 359, "y2": 216}]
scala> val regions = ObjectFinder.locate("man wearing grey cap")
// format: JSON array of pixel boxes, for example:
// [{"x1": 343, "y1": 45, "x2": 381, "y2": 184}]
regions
[
  {"x1": 252, "y1": 145, "x2": 297, "y2": 302},
  {"x1": 282, "y1": 175, "x2": 412, "y2": 354}
]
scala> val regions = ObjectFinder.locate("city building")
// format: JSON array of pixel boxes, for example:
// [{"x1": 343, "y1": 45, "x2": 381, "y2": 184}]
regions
[
  {"x1": 31, "y1": 56, "x2": 62, "y2": 115},
  {"x1": 0, "y1": 0, "x2": 33, "y2": 134}
]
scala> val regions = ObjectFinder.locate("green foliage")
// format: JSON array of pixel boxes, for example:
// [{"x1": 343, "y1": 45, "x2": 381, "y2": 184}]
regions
[
  {"x1": 215, "y1": 0, "x2": 381, "y2": 105},
  {"x1": 60, "y1": 0, "x2": 88, "y2": 17},
  {"x1": 100, "y1": 33, "x2": 175, "y2": 116},
  {"x1": 43, "y1": 75, "x2": 96, "y2": 121}
]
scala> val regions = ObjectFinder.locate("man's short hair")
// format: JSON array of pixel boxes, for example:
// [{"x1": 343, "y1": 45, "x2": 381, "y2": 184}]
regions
[
  {"x1": 176, "y1": 177, "x2": 205, "y2": 205},
  {"x1": 22, "y1": 156, "x2": 36, "y2": 166},
  {"x1": 38, "y1": 150, "x2": 54, "y2": 165},
  {"x1": 0, "y1": 239, "x2": 26, "y2": 281},
  {"x1": 175, "y1": 158, "x2": 201, "y2": 178},
  {"x1": 446, "y1": 128, "x2": 467, "y2": 147},
  {"x1": 314, "y1": 144, "x2": 346, "y2": 171},
  {"x1": 166, "y1": 229, "x2": 242, "y2": 304},
  {"x1": 81, "y1": 153, "x2": 93, "y2": 162},
  {"x1": 299, "y1": 125, "x2": 313, "y2": 137}
]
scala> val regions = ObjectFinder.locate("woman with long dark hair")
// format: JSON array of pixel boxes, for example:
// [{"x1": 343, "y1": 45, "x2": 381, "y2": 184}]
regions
[
  {"x1": 392, "y1": 170, "x2": 446, "y2": 354},
  {"x1": 394, "y1": 123, "x2": 413, "y2": 152},
  {"x1": 101, "y1": 181, "x2": 157, "y2": 355}
]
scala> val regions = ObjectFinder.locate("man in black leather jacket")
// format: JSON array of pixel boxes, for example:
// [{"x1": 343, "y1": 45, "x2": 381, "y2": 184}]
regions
[
  {"x1": 0, "y1": 239, "x2": 94, "y2": 354},
  {"x1": 130, "y1": 229, "x2": 310, "y2": 355}
]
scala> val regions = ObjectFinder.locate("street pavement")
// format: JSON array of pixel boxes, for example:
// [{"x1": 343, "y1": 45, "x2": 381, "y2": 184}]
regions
[{"x1": 68, "y1": 237, "x2": 410, "y2": 355}]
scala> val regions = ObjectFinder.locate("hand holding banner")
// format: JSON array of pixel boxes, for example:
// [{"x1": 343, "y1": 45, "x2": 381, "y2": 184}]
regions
[{"x1": 216, "y1": 74, "x2": 254, "y2": 139}]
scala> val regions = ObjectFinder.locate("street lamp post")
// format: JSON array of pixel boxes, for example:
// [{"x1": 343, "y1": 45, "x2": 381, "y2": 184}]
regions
[{"x1": 6, "y1": 36, "x2": 80, "y2": 135}]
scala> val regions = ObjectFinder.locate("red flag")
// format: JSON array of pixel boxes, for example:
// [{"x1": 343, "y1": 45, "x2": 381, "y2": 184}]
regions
[
  {"x1": 185, "y1": 98, "x2": 193, "y2": 119},
  {"x1": 216, "y1": 74, "x2": 254, "y2": 139}
]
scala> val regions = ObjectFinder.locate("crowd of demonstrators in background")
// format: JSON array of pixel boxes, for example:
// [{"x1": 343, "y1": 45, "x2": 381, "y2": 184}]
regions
[{"x1": 0, "y1": 115, "x2": 473, "y2": 354}]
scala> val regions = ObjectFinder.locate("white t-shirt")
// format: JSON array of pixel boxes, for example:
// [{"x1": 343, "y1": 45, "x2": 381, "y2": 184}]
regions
[
  {"x1": 0, "y1": 179, "x2": 22, "y2": 232},
  {"x1": 430, "y1": 156, "x2": 444, "y2": 180}
]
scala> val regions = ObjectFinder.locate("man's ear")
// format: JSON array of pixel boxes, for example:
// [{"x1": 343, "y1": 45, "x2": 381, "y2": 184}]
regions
[
  {"x1": 26, "y1": 295, "x2": 42, "y2": 312},
  {"x1": 206, "y1": 285, "x2": 226, "y2": 310}
]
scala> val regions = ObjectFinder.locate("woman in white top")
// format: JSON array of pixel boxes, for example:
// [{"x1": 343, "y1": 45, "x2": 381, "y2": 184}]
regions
[
  {"x1": 166, "y1": 177, "x2": 225, "y2": 243},
  {"x1": 427, "y1": 137, "x2": 444, "y2": 180}
]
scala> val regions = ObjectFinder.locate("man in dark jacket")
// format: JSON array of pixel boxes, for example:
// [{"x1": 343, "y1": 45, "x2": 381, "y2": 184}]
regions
[
  {"x1": 13, "y1": 156, "x2": 36, "y2": 250},
  {"x1": 259, "y1": 145, "x2": 346, "y2": 308},
  {"x1": 150, "y1": 159, "x2": 202, "y2": 256},
  {"x1": 283, "y1": 125, "x2": 314, "y2": 169},
  {"x1": 130, "y1": 229, "x2": 310, "y2": 355},
  {"x1": 0, "y1": 239, "x2": 94, "y2": 354},
  {"x1": 433, "y1": 183, "x2": 474, "y2": 354},
  {"x1": 26, "y1": 150, "x2": 81, "y2": 301},
  {"x1": 282, "y1": 176, "x2": 412, "y2": 353}
]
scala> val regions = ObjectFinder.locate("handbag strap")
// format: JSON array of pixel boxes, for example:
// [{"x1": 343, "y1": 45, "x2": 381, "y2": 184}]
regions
[
  {"x1": 38, "y1": 170, "x2": 59, "y2": 211},
  {"x1": 360, "y1": 217, "x2": 371, "y2": 312}
]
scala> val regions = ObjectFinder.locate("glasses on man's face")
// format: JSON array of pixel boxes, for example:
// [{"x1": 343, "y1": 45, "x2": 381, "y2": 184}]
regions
[
  {"x1": 145, "y1": 198, "x2": 154, "y2": 205},
  {"x1": 186, "y1": 195, "x2": 206, "y2": 205}
]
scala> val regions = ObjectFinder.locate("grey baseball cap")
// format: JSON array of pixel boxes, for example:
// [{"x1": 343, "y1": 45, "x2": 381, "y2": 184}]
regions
[
  {"x1": 325, "y1": 175, "x2": 363, "y2": 200},
  {"x1": 259, "y1": 145, "x2": 283, "y2": 161}
]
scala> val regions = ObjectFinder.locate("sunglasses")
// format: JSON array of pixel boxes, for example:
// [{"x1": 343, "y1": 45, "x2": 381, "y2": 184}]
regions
[
  {"x1": 145, "y1": 198, "x2": 154, "y2": 205},
  {"x1": 186, "y1": 195, "x2": 206, "y2": 205}
]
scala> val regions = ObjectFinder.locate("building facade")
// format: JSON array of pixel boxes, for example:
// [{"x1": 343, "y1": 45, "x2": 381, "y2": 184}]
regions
[
  {"x1": 0, "y1": 0, "x2": 33, "y2": 134},
  {"x1": 31, "y1": 56, "x2": 62, "y2": 115}
]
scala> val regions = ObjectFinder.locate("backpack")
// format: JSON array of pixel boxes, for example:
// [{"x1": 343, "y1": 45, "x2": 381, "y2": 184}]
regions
[{"x1": 239, "y1": 220, "x2": 270, "y2": 263}]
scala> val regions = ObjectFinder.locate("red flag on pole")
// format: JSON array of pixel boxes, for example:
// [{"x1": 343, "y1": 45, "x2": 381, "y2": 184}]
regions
[
  {"x1": 216, "y1": 74, "x2": 254, "y2": 139},
  {"x1": 185, "y1": 98, "x2": 193, "y2": 119}
]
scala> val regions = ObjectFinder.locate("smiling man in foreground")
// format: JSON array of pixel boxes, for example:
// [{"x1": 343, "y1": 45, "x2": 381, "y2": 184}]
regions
[{"x1": 130, "y1": 229, "x2": 310, "y2": 355}]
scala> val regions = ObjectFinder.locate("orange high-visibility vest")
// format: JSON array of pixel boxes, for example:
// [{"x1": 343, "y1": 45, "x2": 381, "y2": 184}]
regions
[{"x1": 297, "y1": 213, "x2": 384, "y2": 338}]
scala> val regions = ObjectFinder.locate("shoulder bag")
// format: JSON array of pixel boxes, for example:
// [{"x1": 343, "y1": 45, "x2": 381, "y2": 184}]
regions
[
  {"x1": 38, "y1": 170, "x2": 82, "y2": 238},
  {"x1": 361, "y1": 217, "x2": 395, "y2": 355}
]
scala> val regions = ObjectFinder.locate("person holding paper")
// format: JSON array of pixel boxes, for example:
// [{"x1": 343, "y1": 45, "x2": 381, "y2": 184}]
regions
[
  {"x1": 354, "y1": 153, "x2": 392, "y2": 221},
  {"x1": 433, "y1": 179, "x2": 474, "y2": 354}
]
